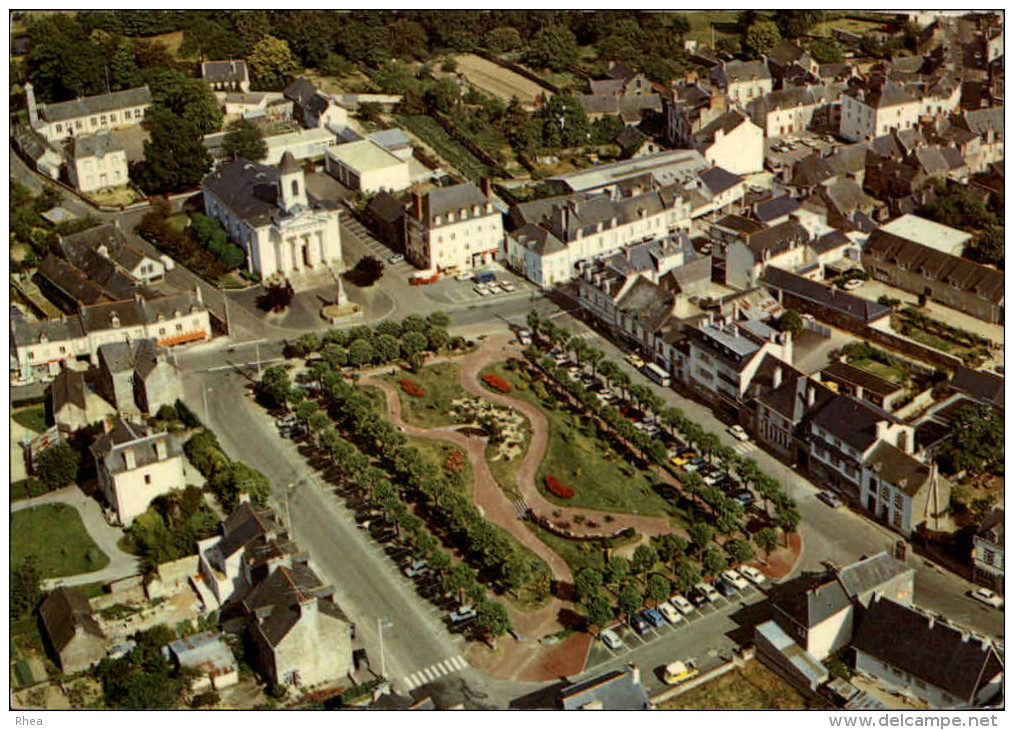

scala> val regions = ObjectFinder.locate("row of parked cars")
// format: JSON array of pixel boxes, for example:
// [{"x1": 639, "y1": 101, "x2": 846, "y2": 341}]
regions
[
  {"x1": 275, "y1": 413, "x2": 306, "y2": 440},
  {"x1": 599, "y1": 568, "x2": 766, "y2": 650},
  {"x1": 667, "y1": 445, "x2": 754, "y2": 509}
]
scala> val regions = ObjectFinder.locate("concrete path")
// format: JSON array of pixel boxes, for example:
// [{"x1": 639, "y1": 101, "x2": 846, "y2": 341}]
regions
[{"x1": 12, "y1": 486, "x2": 139, "y2": 589}]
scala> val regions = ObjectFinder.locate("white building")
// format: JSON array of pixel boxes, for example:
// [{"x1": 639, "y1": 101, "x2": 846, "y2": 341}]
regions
[
  {"x1": 839, "y1": 82, "x2": 921, "y2": 142},
  {"x1": 202, "y1": 152, "x2": 344, "y2": 283},
  {"x1": 324, "y1": 139, "x2": 411, "y2": 193},
  {"x1": 973, "y1": 508, "x2": 1004, "y2": 593},
  {"x1": 878, "y1": 214, "x2": 973, "y2": 256},
  {"x1": 201, "y1": 60, "x2": 250, "y2": 93},
  {"x1": 283, "y1": 78, "x2": 349, "y2": 132},
  {"x1": 404, "y1": 181, "x2": 502, "y2": 272},
  {"x1": 91, "y1": 418, "x2": 186, "y2": 525},
  {"x1": 748, "y1": 87, "x2": 826, "y2": 139},
  {"x1": 10, "y1": 291, "x2": 211, "y2": 385},
  {"x1": 713, "y1": 60, "x2": 773, "y2": 107},
  {"x1": 66, "y1": 132, "x2": 128, "y2": 193},
  {"x1": 26, "y1": 83, "x2": 151, "y2": 143},
  {"x1": 692, "y1": 109, "x2": 764, "y2": 175}
]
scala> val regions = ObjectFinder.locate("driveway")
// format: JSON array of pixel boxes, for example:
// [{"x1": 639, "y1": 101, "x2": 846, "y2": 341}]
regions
[{"x1": 12, "y1": 486, "x2": 139, "y2": 589}]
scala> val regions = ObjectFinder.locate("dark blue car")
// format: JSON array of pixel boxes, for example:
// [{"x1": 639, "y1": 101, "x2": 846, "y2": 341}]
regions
[
  {"x1": 642, "y1": 608, "x2": 666, "y2": 628},
  {"x1": 630, "y1": 613, "x2": 650, "y2": 635},
  {"x1": 714, "y1": 578, "x2": 737, "y2": 598}
]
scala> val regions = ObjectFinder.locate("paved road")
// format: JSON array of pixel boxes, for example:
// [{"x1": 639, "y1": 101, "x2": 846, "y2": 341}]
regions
[
  {"x1": 186, "y1": 367, "x2": 535, "y2": 708},
  {"x1": 12, "y1": 486, "x2": 139, "y2": 589}
]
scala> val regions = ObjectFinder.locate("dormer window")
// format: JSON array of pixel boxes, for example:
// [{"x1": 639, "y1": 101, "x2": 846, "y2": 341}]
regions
[
  {"x1": 434, "y1": 215, "x2": 442, "y2": 226},
  {"x1": 472, "y1": 205, "x2": 480, "y2": 215}
]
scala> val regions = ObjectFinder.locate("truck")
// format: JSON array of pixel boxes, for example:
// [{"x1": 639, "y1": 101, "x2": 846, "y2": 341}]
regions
[
  {"x1": 410, "y1": 268, "x2": 440, "y2": 286},
  {"x1": 474, "y1": 270, "x2": 496, "y2": 284}
]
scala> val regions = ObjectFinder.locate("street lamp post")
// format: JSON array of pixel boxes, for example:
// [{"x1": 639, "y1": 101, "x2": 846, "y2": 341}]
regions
[{"x1": 377, "y1": 616, "x2": 392, "y2": 679}]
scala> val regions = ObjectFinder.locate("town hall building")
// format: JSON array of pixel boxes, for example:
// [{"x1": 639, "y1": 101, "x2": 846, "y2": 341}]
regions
[{"x1": 202, "y1": 152, "x2": 344, "y2": 284}]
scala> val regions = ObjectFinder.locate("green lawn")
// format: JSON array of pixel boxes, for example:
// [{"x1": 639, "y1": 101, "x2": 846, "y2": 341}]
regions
[
  {"x1": 526, "y1": 522, "x2": 639, "y2": 575},
  {"x1": 10, "y1": 478, "x2": 52, "y2": 503},
  {"x1": 485, "y1": 418, "x2": 531, "y2": 502},
  {"x1": 12, "y1": 504, "x2": 109, "y2": 579},
  {"x1": 682, "y1": 11, "x2": 747, "y2": 45},
  {"x1": 357, "y1": 384, "x2": 388, "y2": 414},
  {"x1": 405, "y1": 435, "x2": 474, "y2": 500},
  {"x1": 380, "y1": 362, "x2": 469, "y2": 429},
  {"x1": 483, "y1": 362, "x2": 687, "y2": 521},
  {"x1": 12, "y1": 405, "x2": 48, "y2": 433},
  {"x1": 395, "y1": 114, "x2": 493, "y2": 182},
  {"x1": 849, "y1": 357, "x2": 908, "y2": 385}
]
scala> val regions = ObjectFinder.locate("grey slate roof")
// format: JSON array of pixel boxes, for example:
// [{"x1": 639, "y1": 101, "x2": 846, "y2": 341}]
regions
[
  {"x1": 835, "y1": 551, "x2": 911, "y2": 601},
  {"x1": 67, "y1": 132, "x2": 123, "y2": 160},
  {"x1": 558, "y1": 666, "x2": 649, "y2": 710},
  {"x1": 775, "y1": 575, "x2": 852, "y2": 629},
  {"x1": 510, "y1": 223, "x2": 566, "y2": 256},
  {"x1": 39, "y1": 86, "x2": 151, "y2": 124},
  {"x1": 810, "y1": 394, "x2": 900, "y2": 452},
  {"x1": 791, "y1": 153, "x2": 836, "y2": 188},
  {"x1": 746, "y1": 219, "x2": 810, "y2": 260},
  {"x1": 39, "y1": 587, "x2": 105, "y2": 654},
  {"x1": 243, "y1": 563, "x2": 349, "y2": 647},
  {"x1": 811, "y1": 230, "x2": 852, "y2": 254},
  {"x1": 754, "y1": 195, "x2": 800, "y2": 223},
  {"x1": 694, "y1": 110, "x2": 750, "y2": 147},
  {"x1": 822, "y1": 362, "x2": 903, "y2": 398},
  {"x1": 865, "y1": 441, "x2": 931, "y2": 497},
  {"x1": 853, "y1": 595, "x2": 1004, "y2": 703},
  {"x1": 218, "y1": 502, "x2": 283, "y2": 560},
  {"x1": 615, "y1": 277, "x2": 675, "y2": 331},
  {"x1": 977, "y1": 508, "x2": 1004, "y2": 547},
  {"x1": 62, "y1": 224, "x2": 147, "y2": 273},
  {"x1": 90, "y1": 418, "x2": 181, "y2": 475},
  {"x1": 699, "y1": 166, "x2": 743, "y2": 196},
  {"x1": 50, "y1": 367, "x2": 87, "y2": 412},
  {"x1": 760, "y1": 267, "x2": 892, "y2": 323},
  {"x1": 864, "y1": 229, "x2": 1005, "y2": 305},
  {"x1": 201, "y1": 60, "x2": 249, "y2": 84},
  {"x1": 10, "y1": 317, "x2": 86, "y2": 348},
  {"x1": 203, "y1": 158, "x2": 281, "y2": 227},
  {"x1": 420, "y1": 182, "x2": 490, "y2": 228},
  {"x1": 12, "y1": 122, "x2": 59, "y2": 161},
  {"x1": 950, "y1": 366, "x2": 1004, "y2": 409}
]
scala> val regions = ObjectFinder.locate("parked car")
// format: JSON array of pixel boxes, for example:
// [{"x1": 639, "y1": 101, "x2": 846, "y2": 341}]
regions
[
  {"x1": 454, "y1": 270, "x2": 474, "y2": 281},
  {"x1": 684, "y1": 458, "x2": 707, "y2": 473},
  {"x1": 842, "y1": 278, "x2": 864, "y2": 290},
  {"x1": 662, "y1": 660, "x2": 699, "y2": 686},
  {"x1": 473, "y1": 284, "x2": 490, "y2": 296},
  {"x1": 696, "y1": 582, "x2": 721, "y2": 603},
  {"x1": 630, "y1": 613, "x2": 651, "y2": 634},
  {"x1": 403, "y1": 560, "x2": 429, "y2": 578},
  {"x1": 728, "y1": 424, "x2": 750, "y2": 442},
  {"x1": 600, "y1": 629, "x2": 624, "y2": 650},
  {"x1": 739, "y1": 566, "x2": 766, "y2": 586},
  {"x1": 447, "y1": 605, "x2": 477, "y2": 623},
  {"x1": 625, "y1": 353, "x2": 645, "y2": 368},
  {"x1": 817, "y1": 491, "x2": 844, "y2": 508},
  {"x1": 722, "y1": 570, "x2": 750, "y2": 591},
  {"x1": 687, "y1": 588, "x2": 709, "y2": 606},
  {"x1": 517, "y1": 329, "x2": 533, "y2": 345},
  {"x1": 703, "y1": 470, "x2": 727, "y2": 486},
  {"x1": 970, "y1": 587, "x2": 1004, "y2": 609},
  {"x1": 731, "y1": 490, "x2": 755, "y2": 508},
  {"x1": 642, "y1": 608, "x2": 666, "y2": 628},
  {"x1": 714, "y1": 578, "x2": 738, "y2": 597},
  {"x1": 501, "y1": 282, "x2": 517, "y2": 293},
  {"x1": 669, "y1": 594, "x2": 695, "y2": 615},
  {"x1": 388, "y1": 254, "x2": 405, "y2": 264},
  {"x1": 658, "y1": 603, "x2": 683, "y2": 625}
]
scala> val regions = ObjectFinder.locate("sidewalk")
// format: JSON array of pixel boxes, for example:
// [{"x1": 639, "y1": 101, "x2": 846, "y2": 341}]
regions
[{"x1": 12, "y1": 486, "x2": 139, "y2": 589}]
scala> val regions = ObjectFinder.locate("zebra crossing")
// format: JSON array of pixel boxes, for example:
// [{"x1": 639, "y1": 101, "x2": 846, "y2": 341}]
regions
[
  {"x1": 512, "y1": 499, "x2": 530, "y2": 519},
  {"x1": 732, "y1": 441, "x2": 756, "y2": 456},
  {"x1": 400, "y1": 655, "x2": 469, "y2": 690}
]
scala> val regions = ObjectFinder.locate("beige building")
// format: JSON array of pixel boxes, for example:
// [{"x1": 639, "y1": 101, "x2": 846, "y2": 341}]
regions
[
  {"x1": 839, "y1": 82, "x2": 921, "y2": 142},
  {"x1": 242, "y1": 563, "x2": 354, "y2": 689},
  {"x1": 96, "y1": 338, "x2": 183, "y2": 416},
  {"x1": 324, "y1": 139, "x2": 411, "y2": 193},
  {"x1": 39, "y1": 587, "x2": 108, "y2": 673},
  {"x1": 66, "y1": 132, "x2": 128, "y2": 193},
  {"x1": 405, "y1": 181, "x2": 502, "y2": 273},
  {"x1": 91, "y1": 418, "x2": 186, "y2": 525},
  {"x1": 692, "y1": 110, "x2": 765, "y2": 175},
  {"x1": 26, "y1": 83, "x2": 151, "y2": 143}
]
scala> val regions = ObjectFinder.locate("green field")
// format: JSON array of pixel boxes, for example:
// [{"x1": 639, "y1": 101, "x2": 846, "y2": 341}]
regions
[
  {"x1": 849, "y1": 357, "x2": 908, "y2": 385},
  {"x1": 12, "y1": 504, "x2": 109, "y2": 579},
  {"x1": 483, "y1": 362, "x2": 687, "y2": 521},
  {"x1": 525, "y1": 521, "x2": 638, "y2": 575},
  {"x1": 396, "y1": 114, "x2": 493, "y2": 181},
  {"x1": 12, "y1": 405, "x2": 48, "y2": 433},
  {"x1": 380, "y1": 362, "x2": 469, "y2": 429}
]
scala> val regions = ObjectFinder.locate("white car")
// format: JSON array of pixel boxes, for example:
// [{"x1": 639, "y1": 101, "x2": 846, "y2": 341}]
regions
[
  {"x1": 455, "y1": 271, "x2": 474, "y2": 281},
  {"x1": 721, "y1": 570, "x2": 750, "y2": 591},
  {"x1": 842, "y1": 278, "x2": 864, "y2": 290},
  {"x1": 669, "y1": 594, "x2": 694, "y2": 615},
  {"x1": 447, "y1": 605, "x2": 477, "y2": 623},
  {"x1": 600, "y1": 629, "x2": 624, "y2": 650},
  {"x1": 696, "y1": 582, "x2": 721, "y2": 603},
  {"x1": 728, "y1": 424, "x2": 750, "y2": 442},
  {"x1": 739, "y1": 565, "x2": 766, "y2": 586},
  {"x1": 970, "y1": 588, "x2": 1004, "y2": 609},
  {"x1": 388, "y1": 254, "x2": 405, "y2": 264},
  {"x1": 473, "y1": 284, "x2": 490, "y2": 296},
  {"x1": 658, "y1": 603, "x2": 683, "y2": 625},
  {"x1": 501, "y1": 282, "x2": 517, "y2": 293}
]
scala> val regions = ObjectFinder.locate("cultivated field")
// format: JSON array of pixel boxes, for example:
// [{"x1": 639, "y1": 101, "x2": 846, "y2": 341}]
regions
[{"x1": 454, "y1": 53, "x2": 546, "y2": 106}]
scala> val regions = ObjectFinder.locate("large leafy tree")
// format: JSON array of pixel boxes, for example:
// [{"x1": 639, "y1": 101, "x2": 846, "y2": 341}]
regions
[
  {"x1": 145, "y1": 70, "x2": 223, "y2": 135},
  {"x1": 937, "y1": 406, "x2": 1004, "y2": 476},
  {"x1": 248, "y1": 34, "x2": 299, "y2": 91},
  {"x1": 773, "y1": 10, "x2": 819, "y2": 38},
  {"x1": 135, "y1": 109, "x2": 213, "y2": 195},
  {"x1": 25, "y1": 14, "x2": 107, "y2": 102},
  {"x1": 965, "y1": 226, "x2": 1004, "y2": 269},
  {"x1": 525, "y1": 25, "x2": 580, "y2": 72},
  {"x1": 35, "y1": 441, "x2": 81, "y2": 490},
  {"x1": 222, "y1": 118, "x2": 267, "y2": 161},
  {"x1": 743, "y1": 20, "x2": 781, "y2": 59}
]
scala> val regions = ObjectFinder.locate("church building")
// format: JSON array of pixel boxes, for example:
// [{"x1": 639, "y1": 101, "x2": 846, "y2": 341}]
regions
[{"x1": 202, "y1": 152, "x2": 344, "y2": 284}]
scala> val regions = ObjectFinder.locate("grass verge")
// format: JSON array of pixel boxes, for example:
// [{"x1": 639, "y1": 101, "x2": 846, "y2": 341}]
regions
[
  {"x1": 12, "y1": 504, "x2": 110, "y2": 579},
  {"x1": 379, "y1": 362, "x2": 469, "y2": 429}
]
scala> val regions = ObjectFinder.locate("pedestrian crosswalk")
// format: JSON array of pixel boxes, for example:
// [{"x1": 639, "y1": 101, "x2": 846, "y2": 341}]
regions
[
  {"x1": 732, "y1": 441, "x2": 756, "y2": 456},
  {"x1": 400, "y1": 655, "x2": 469, "y2": 690},
  {"x1": 512, "y1": 499, "x2": 530, "y2": 519}
]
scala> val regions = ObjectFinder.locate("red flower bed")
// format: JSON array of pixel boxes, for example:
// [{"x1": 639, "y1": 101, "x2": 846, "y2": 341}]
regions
[
  {"x1": 399, "y1": 378, "x2": 426, "y2": 397},
  {"x1": 482, "y1": 373, "x2": 512, "y2": 393},
  {"x1": 544, "y1": 474, "x2": 576, "y2": 498},
  {"x1": 443, "y1": 449, "x2": 466, "y2": 473}
]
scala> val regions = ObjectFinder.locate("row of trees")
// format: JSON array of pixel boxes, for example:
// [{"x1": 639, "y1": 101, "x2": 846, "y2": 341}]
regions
[
  {"x1": 184, "y1": 428, "x2": 272, "y2": 511},
  {"x1": 258, "y1": 360, "x2": 523, "y2": 644},
  {"x1": 135, "y1": 200, "x2": 242, "y2": 282}
]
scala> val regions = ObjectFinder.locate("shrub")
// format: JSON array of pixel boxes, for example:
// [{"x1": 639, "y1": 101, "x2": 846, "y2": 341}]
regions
[
  {"x1": 443, "y1": 449, "x2": 467, "y2": 474},
  {"x1": 482, "y1": 373, "x2": 512, "y2": 393},
  {"x1": 399, "y1": 378, "x2": 426, "y2": 397},
  {"x1": 544, "y1": 474, "x2": 575, "y2": 498}
]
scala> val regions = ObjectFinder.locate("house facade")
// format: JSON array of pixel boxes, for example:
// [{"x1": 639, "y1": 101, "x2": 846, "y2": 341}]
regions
[
  {"x1": 66, "y1": 132, "x2": 128, "y2": 193},
  {"x1": 39, "y1": 587, "x2": 107, "y2": 673},
  {"x1": 404, "y1": 182, "x2": 502, "y2": 273},
  {"x1": 324, "y1": 139, "x2": 411, "y2": 193},
  {"x1": 203, "y1": 153, "x2": 344, "y2": 283},
  {"x1": 972, "y1": 508, "x2": 1004, "y2": 593},
  {"x1": 90, "y1": 418, "x2": 186, "y2": 525},
  {"x1": 27, "y1": 83, "x2": 151, "y2": 143},
  {"x1": 692, "y1": 110, "x2": 765, "y2": 175},
  {"x1": 839, "y1": 83, "x2": 921, "y2": 142}
]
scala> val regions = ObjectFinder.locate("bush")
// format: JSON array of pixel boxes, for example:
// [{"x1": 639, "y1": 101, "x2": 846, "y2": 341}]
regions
[
  {"x1": 544, "y1": 474, "x2": 575, "y2": 498},
  {"x1": 482, "y1": 373, "x2": 512, "y2": 393},
  {"x1": 175, "y1": 399, "x2": 203, "y2": 428},
  {"x1": 399, "y1": 378, "x2": 426, "y2": 397}
]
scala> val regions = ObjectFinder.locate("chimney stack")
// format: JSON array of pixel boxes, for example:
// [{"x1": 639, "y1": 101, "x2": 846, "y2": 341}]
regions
[
  {"x1": 25, "y1": 82, "x2": 38, "y2": 126},
  {"x1": 480, "y1": 176, "x2": 492, "y2": 198},
  {"x1": 412, "y1": 191, "x2": 423, "y2": 220},
  {"x1": 806, "y1": 384, "x2": 816, "y2": 407},
  {"x1": 122, "y1": 448, "x2": 136, "y2": 471}
]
